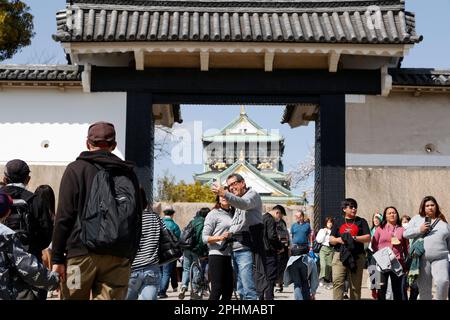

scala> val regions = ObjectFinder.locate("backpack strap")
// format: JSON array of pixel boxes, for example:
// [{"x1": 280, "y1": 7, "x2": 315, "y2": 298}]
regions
[
  {"x1": 423, "y1": 218, "x2": 440, "y2": 238},
  {"x1": 92, "y1": 163, "x2": 104, "y2": 171}
]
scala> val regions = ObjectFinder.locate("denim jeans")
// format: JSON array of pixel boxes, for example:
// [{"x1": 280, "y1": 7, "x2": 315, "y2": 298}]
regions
[
  {"x1": 232, "y1": 249, "x2": 257, "y2": 300},
  {"x1": 159, "y1": 261, "x2": 176, "y2": 295},
  {"x1": 181, "y1": 250, "x2": 200, "y2": 290},
  {"x1": 126, "y1": 265, "x2": 161, "y2": 300}
]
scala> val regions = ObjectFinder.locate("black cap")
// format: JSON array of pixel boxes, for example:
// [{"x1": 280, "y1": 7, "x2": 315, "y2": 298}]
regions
[{"x1": 4, "y1": 159, "x2": 30, "y2": 183}]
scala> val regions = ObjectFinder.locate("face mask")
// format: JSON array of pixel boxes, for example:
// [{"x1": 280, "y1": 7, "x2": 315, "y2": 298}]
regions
[{"x1": 402, "y1": 223, "x2": 409, "y2": 228}]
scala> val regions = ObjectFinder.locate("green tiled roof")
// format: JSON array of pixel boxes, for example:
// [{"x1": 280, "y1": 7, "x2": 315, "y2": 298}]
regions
[
  {"x1": 203, "y1": 109, "x2": 283, "y2": 142},
  {"x1": 194, "y1": 160, "x2": 296, "y2": 198},
  {"x1": 195, "y1": 167, "x2": 288, "y2": 181},
  {"x1": 202, "y1": 135, "x2": 283, "y2": 143}
]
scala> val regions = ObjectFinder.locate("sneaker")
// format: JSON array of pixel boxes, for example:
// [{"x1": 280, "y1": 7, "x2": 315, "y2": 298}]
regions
[
  {"x1": 190, "y1": 291, "x2": 202, "y2": 300},
  {"x1": 343, "y1": 293, "x2": 349, "y2": 300},
  {"x1": 325, "y1": 284, "x2": 333, "y2": 290},
  {"x1": 158, "y1": 293, "x2": 168, "y2": 299},
  {"x1": 172, "y1": 287, "x2": 178, "y2": 293},
  {"x1": 178, "y1": 287, "x2": 187, "y2": 300},
  {"x1": 319, "y1": 279, "x2": 325, "y2": 287}
]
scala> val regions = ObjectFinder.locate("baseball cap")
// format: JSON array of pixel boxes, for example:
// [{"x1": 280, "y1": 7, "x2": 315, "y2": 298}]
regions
[
  {"x1": 87, "y1": 121, "x2": 116, "y2": 144},
  {"x1": 4, "y1": 159, "x2": 30, "y2": 182},
  {"x1": 0, "y1": 192, "x2": 13, "y2": 219}
]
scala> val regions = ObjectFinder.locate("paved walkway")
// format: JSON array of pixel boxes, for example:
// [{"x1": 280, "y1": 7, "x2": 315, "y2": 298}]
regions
[{"x1": 161, "y1": 274, "x2": 373, "y2": 300}]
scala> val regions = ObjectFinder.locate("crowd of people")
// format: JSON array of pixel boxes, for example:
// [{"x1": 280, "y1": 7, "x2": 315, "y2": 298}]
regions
[{"x1": 1, "y1": 120, "x2": 449, "y2": 301}]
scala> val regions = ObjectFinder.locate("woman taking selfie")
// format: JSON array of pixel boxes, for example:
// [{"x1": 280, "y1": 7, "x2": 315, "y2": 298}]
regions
[{"x1": 404, "y1": 196, "x2": 450, "y2": 300}]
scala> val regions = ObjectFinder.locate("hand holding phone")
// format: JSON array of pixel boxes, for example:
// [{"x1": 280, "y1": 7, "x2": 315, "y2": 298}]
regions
[{"x1": 421, "y1": 216, "x2": 431, "y2": 233}]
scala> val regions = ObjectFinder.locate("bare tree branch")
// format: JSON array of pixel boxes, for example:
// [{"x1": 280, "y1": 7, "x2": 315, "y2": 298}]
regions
[
  {"x1": 24, "y1": 49, "x2": 64, "y2": 64},
  {"x1": 288, "y1": 145, "x2": 315, "y2": 188},
  {"x1": 154, "y1": 125, "x2": 176, "y2": 160}
]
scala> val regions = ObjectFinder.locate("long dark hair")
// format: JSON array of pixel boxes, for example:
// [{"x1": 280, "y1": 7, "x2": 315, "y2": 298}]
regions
[
  {"x1": 34, "y1": 184, "x2": 56, "y2": 222},
  {"x1": 419, "y1": 196, "x2": 447, "y2": 223},
  {"x1": 381, "y1": 206, "x2": 401, "y2": 228}
]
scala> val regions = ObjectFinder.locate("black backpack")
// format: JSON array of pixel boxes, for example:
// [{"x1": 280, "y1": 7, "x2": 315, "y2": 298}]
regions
[
  {"x1": 178, "y1": 220, "x2": 196, "y2": 250},
  {"x1": 80, "y1": 163, "x2": 141, "y2": 259},
  {"x1": 4, "y1": 195, "x2": 33, "y2": 251},
  {"x1": 2, "y1": 186, "x2": 53, "y2": 255}
]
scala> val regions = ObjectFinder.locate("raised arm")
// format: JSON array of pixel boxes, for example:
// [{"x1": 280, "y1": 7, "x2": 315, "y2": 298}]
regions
[
  {"x1": 403, "y1": 216, "x2": 425, "y2": 239},
  {"x1": 224, "y1": 190, "x2": 258, "y2": 211}
]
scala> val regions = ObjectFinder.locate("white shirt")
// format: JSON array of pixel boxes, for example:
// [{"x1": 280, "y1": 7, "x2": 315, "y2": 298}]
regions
[{"x1": 316, "y1": 228, "x2": 331, "y2": 246}]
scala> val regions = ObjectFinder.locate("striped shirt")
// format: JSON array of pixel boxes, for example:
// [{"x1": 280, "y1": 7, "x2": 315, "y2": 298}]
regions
[{"x1": 132, "y1": 210, "x2": 164, "y2": 270}]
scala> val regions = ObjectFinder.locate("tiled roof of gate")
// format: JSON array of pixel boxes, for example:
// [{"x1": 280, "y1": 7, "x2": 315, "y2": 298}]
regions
[
  {"x1": 53, "y1": 0, "x2": 421, "y2": 44},
  {"x1": 0, "y1": 65, "x2": 82, "y2": 81},
  {"x1": 390, "y1": 68, "x2": 450, "y2": 87}
]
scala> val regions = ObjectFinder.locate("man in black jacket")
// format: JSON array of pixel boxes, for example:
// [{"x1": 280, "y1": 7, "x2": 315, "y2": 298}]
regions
[
  {"x1": 262, "y1": 207, "x2": 284, "y2": 300},
  {"x1": 51, "y1": 121, "x2": 142, "y2": 300}
]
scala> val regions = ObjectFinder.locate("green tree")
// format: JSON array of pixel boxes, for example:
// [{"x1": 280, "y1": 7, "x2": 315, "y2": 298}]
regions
[
  {"x1": 0, "y1": 0, "x2": 34, "y2": 61},
  {"x1": 156, "y1": 172, "x2": 215, "y2": 203}
]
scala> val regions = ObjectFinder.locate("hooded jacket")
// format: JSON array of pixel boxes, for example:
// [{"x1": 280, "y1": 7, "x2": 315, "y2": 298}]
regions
[
  {"x1": 0, "y1": 223, "x2": 59, "y2": 300},
  {"x1": 52, "y1": 150, "x2": 142, "y2": 264}
]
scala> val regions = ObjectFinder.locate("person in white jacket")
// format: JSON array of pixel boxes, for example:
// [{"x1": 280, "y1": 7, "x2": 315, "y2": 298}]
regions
[{"x1": 316, "y1": 217, "x2": 334, "y2": 288}]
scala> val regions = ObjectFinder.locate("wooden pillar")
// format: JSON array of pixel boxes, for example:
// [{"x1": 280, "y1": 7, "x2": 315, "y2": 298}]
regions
[
  {"x1": 314, "y1": 94, "x2": 346, "y2": 231},
  {"x1": 126, "y1": 92, "x2": 154, "y2": 206}
]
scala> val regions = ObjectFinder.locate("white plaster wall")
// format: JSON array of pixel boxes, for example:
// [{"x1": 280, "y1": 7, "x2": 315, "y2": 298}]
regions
[
  {"x1": 346, "y1": 92, "x2": 450, "y2": 166},
  {"x1": 0, "y1": 88, "x2": 127, "y2": 164}
]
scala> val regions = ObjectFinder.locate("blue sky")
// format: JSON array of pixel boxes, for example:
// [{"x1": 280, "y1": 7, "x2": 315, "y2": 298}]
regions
[{"x1": 3, "y1": 0, "x2": 450, "y2": 197}]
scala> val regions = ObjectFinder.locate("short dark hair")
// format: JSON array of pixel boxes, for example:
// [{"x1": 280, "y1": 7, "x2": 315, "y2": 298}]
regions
[
  {"x1": 272, "y1": 204, "x2": 286, "y2": 216},
  {"x1": 4, "y1": 159, "x2": 30, "y2": 183},
  {"x1": 197, "y1": 207, "x2": 210, "y2": 218},
  {"x1": 226, "y1": 173, "x2": 244, "y2": 182},
  {"x1": 341, "y1": 198, "x2": 358, "y2": 210}
]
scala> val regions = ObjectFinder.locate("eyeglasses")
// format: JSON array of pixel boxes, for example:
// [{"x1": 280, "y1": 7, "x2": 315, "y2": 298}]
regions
[
  {"x1": 347, "y1": 206, "x2": 357, "y2": 209},
  {"x1": 228, "y1": 180, "x2": 241, "y2": 187}
]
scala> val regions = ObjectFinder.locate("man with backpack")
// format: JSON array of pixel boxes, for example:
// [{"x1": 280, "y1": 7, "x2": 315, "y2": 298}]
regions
[
  {"x1": 178, "y1": 207, "x2": 210, "y2": 300},
  {"x1": 1, "y1": 159, "x2": 54, "y2": 300},
  {"x1": 158, "y1": 205, "x2": 181, "y2": 298},
  {"x1": 51, "y1": 121, "x2": 142, "y2": 300}
]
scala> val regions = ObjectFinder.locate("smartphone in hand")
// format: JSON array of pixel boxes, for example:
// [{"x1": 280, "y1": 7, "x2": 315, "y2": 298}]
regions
[{"x1": 425, "y1": 216, "x2": 431, "y2": 224}]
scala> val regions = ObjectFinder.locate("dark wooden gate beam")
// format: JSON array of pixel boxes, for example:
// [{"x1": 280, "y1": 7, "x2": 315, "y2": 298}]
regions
[
  {"x1": 92, "y1": 67, "x2": 381, "y2": 98},
  {"x1": 126, "y1": 92, "x2": 154, "y2": 205}
]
